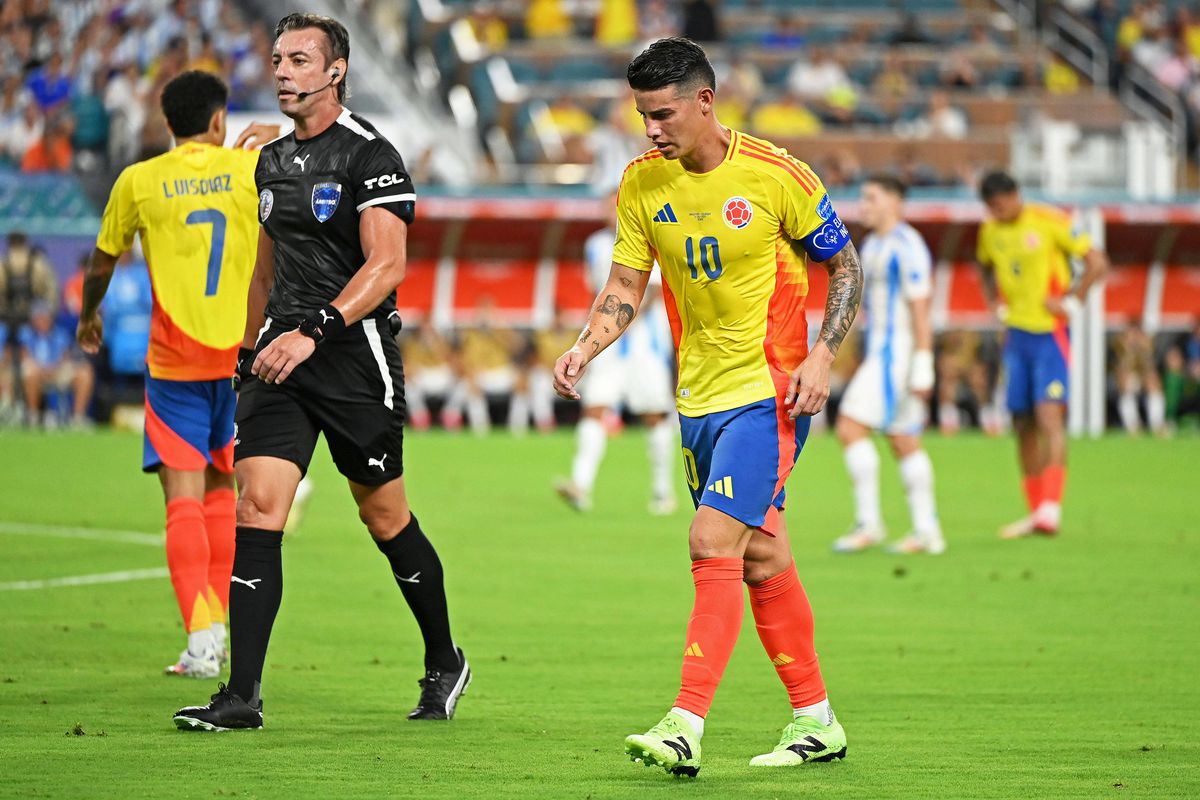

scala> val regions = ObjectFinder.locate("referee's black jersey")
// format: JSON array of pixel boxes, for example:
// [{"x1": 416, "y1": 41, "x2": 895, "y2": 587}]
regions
[{"x1": 255, "y1": 108, "x2": 415, "y2": 326}]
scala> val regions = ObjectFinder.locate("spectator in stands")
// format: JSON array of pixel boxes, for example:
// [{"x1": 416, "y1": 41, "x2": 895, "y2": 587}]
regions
[
  {"x1": 787, "y1": 48, "x2": 852, "y2": 102},
  {"x1": 18, "y1": 301, "x2": 94, "y2": 428},
  {"x1": 1045, "y1": 55, "x2": 1083, "y2": 94},
  {"x1": 595, "y1": 0, "x2": 637, "y2": 46},
  {"x1": 820, "y1": 148, "x2": 864, "y2": 188},
  {"x1": 468, "y1": 2, "x2": 510, "y2": 52},
  {"x1": 1163, "y1": 320, "x2": 1200, "y2": 428},
  {"x1": 0, "y1": 77, "x2": 38, "y2": 166},
  {"x1": 70, "y1": 74, "x2": 109, "y2": 171},
  {"x1": 1151, "y1": 36, "x2": 1197, "y2": 92},
  {"x1": 937, "y1": 330, "x2": 1004, "y2": 436},
  {"x1": 762, "y1": 16, "x2": 806, "y2": 50},
  {"x1": 940, "y1": 53, "x2": 980, "y2": 90},
  {"x1": 1, "y1": 233, "x2": 58, "y2": 339},
  {"x1": 403, "y1": 324, "x2": 469, "y2": 432},
  {"x1": 587, "y1": 93, "x2": 642, "y2": 192},
  {"x1": 750, "y1": 89, "x2": 822, "y2": 138},
  {"x1": 891, "y1": 13, "x2": 932, "y2": 46},
  {"x1": 681, "y1": 0, "x2": 721, "y2": 43},
  {"x1": 639, "y1": 0, "x2": 677, "y2": 40},
  {"x1": 104, "y1": 60, "x2": 150, "y2": 167},
  {"x1": 1114, "y1": 319, "x2": 1167, "y2": 435},
  {"x1": 965, "y1": 24, "x2": 1001, "y2": 57},
  {"x1": 20, "y1": 109, "x2": 74, "y2": 172},
  {"x1": 536, "y1": 94, "x2": 597, "y2": 164},
  {"x1": 905, "y1": 90, "x2": 968, "y2": 140},
  {"x1": 873, "y1": 53, "x2": 915, "y2": 101},
  {"x1": 459, "y1": 297, "x2": 526, "y2": 435},
  {"x1": 25, "y1": 51, "x2": 71, "y2": 111},
  {"x1": 526, "y1": 0, "x2": 573, "y2": 40},
  {"x1": 188, "y1": 31, "x2": 224, "y2": 76}
]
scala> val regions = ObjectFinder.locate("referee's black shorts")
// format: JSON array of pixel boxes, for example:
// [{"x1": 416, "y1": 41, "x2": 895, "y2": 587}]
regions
[{"x1": 234, "y1": 317, "x2": 406, "y2": 486}]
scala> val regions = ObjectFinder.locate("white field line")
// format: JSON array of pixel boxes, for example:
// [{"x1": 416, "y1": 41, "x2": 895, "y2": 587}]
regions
[
  {"x1": 0, "y1": 567, "x2": 169, "y2": 591},
  {"x1": 0, "y1": 521, "x2": 162, "y2": 547},
  {"x1": 0, "y1": 521, "x2": 165, "y2": 591}
]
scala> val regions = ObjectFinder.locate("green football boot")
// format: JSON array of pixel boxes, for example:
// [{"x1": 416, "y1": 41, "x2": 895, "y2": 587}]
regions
[
  {"x1": 749, "y1": 714, "x2": 848, "y2": 767},
  {"x1": 624, "y1": 712, "x2": 702, "y2": 778}
]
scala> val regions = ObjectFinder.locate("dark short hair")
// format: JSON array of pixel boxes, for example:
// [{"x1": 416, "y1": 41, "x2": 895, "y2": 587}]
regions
[
  {"x1": 627, "y1": 37, "x2": 716, "y2": 94},
  {"x1": 161, "y1": 71, "x2": 228, "y2": 138},
  {"x1": 865, "y1": 172, "x2": 908, "y2": 199},
  {"x1": 275, "y1": 13, "x2": 350, "y2": 103},
  {"x1": 980, "y1": 170, "x2": 1019, "y2": 201}
]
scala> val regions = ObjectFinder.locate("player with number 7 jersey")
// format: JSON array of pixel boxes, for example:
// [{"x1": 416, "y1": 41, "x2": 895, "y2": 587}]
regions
[{"x1": 79, "y1": 71, "x2": 263, "y2": 681}]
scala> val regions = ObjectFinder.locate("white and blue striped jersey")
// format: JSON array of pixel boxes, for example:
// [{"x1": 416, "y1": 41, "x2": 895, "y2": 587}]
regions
[{"x1": 858, "y1": 222, "x2": 933, "y2": 359}]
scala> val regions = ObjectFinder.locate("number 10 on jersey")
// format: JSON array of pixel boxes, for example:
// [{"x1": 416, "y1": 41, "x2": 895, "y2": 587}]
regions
[{"x1": 685, "y1": 236, "x2": 723, "y2": 281}]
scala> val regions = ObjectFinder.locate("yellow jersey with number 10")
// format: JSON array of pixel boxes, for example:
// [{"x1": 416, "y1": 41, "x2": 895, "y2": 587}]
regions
[
  {"x1": 612, "y1": 130, "x2": 850, "y2": 417},
  {"x1": 96, "y1": 141, "x2": 260, "y2": 380},
  {"x1": 976, "y1": 204, "x2": 1092, "y2": 334}
]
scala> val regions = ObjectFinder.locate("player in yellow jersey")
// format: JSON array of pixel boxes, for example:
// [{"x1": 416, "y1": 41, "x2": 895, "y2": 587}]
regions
[
  {"x1": 553, "y1": 38, "x2": 863, "y2": 776},
  {"x1": 77, "y1": 72, "x2": 261, "y2": 679},
  {"x1": 976, "y1": 172, "x2": 1107, "y2": 538}
]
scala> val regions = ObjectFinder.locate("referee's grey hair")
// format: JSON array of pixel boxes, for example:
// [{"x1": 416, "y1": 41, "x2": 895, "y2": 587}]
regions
[{"x1": 275, "y1": 13, "x2": 351, "y2": 103}]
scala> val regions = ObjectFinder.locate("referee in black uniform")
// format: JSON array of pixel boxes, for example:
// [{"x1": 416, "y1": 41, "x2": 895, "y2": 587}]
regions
[{"x1": 175, "y1": 13, "x2": 469, "y2": 731}]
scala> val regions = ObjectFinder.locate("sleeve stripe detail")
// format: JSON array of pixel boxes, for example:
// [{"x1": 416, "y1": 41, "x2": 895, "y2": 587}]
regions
[
  {"x1": 738, "y1": 149, "x2": 817, "y2": 195},
  {"x1": 356, "y1": 193, "x2": 416, "y2": 212},
  {"x1": 739, "y1": 138, "x2": 822, "y2": 190},
  {"x1": 336, "y1": 108, "x2": 377, "y2": 141}
]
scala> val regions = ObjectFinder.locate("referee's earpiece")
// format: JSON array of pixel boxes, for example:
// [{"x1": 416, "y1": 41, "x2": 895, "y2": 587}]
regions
[{"x1": 331, "y1": 68, "x2": 340, "y2": 81}]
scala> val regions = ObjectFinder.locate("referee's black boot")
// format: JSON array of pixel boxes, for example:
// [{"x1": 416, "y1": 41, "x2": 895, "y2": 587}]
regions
[
  {"x1": 408, "y1": 648, "x2": 471, "y2": 720},
  {"x1": 174, "y1": 683, "x2": 263, "y2": 731}
]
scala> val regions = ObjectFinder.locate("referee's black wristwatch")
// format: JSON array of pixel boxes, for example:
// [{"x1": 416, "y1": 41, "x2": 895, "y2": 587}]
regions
[{"x1": 298, "y1": 305, "x2": 346, "y2": 345}]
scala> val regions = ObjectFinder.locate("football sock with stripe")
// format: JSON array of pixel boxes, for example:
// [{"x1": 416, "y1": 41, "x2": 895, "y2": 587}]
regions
[
  {"x1": 165, "y1": 497, "x2": 212, "y2": 647},
  {"x1": 748, "y1": 563, "x2": 827, "y2": 708},
  {"x1": 228, "y1": 527, "x2": 283, "y2": 704},
  {"x1": 203, "y1": 488, "x2": 236, "y2": 626},
  {"x1": 1023, "y1": 471, "x2": 1044, "y2": 513},
  {"x1": 673, "y1": 557, "x2": 744, "y2": 717},
  {"x1": 375, "y1": 514, "x2": 459, "y2": 673},
  {"x1": 844, "y1": 438, "x2": 881, "y2": 529}
]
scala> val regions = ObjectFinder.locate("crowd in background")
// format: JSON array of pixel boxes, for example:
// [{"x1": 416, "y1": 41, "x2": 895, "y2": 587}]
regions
[
  {"x1": 0, "y1": 0, "x2": 277, "y2": 176},
  {"x1": 4, "y1": 230, "x2": 1199, "y2": 435}
]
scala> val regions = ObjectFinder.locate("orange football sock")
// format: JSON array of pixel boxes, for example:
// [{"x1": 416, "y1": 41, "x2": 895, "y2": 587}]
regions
[
  {"x1": 1022, "y1": 472, "x2": 1044, "y2": 513},
  {"x1": 165, "y1": 497, "x2": 212, "y2": 633},
  {"x1": 673, "y1": 557, "x2": 745, "y2": 718},
  {"x1": 748, "y1": 563, "x2": 826, "y2": 708},
  {"x1": 203, "y1": 488, "x2": 236, "y2": 623},
  {"x1": 1042, "y1": 465, "x2": 1066, "y2": 505}
]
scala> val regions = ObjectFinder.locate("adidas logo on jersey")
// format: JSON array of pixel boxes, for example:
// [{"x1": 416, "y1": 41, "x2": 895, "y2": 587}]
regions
[
  {"x1": 706, "y1": 477, "x2": 734, "y2": 499},
  {"x1": 652, "y1": 203, "x2": 679, "y2": 224}
]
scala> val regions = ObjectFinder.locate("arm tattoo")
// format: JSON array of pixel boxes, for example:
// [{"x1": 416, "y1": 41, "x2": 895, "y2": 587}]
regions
[
  {"x1": 616, "y1": 303, "x2": 635, "y2": 330},
  {"x1": 578, "y1": 329, "x2": 591, "y2": 344},
  {"x1": 819, "y1": 242, "x2": 863, "y2": 356},
  {"x1": 618, "y1": 276, "x2": 633, "y2": 288},
  {"x1": 597, "y1": 294, "x2": 620, "y2": 315}
]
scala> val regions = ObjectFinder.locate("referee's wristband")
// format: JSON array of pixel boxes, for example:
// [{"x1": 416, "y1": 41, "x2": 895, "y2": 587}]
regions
[{"x1": 298, "y1": 305, "x2": 346, "y2": 345}]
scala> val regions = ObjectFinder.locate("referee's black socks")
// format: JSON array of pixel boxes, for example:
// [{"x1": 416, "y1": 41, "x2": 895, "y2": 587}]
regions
[
  {"x1": 375, "y1": 513, "x2": 459, "y2": 673},
  {"x1": 228, "y1": 527, "x2": 284, "y2": 705}
]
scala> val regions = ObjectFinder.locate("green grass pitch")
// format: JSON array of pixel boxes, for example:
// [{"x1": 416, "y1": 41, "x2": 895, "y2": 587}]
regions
[{"x1": 0, "y1": 428, "x2": 1197, "y2": 798}]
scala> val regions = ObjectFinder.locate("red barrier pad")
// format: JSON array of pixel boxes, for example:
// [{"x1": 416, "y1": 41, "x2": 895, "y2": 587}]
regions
[
  {"x1": 396, "y1": 259, "x2": 437, "y2": 321},
  {"x1": 1160, "y1": 265, "x2": 1200, "y2": 322},
  {"x1": 1103, "y1": 264, "x2": 1148, "y2": 322},
  {"x1": 453, "y1": 259, "x2": 538, "y2": 323}
]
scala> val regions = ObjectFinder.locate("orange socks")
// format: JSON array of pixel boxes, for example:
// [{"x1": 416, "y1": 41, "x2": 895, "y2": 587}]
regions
[
  {"x1": 673, "y1": 557, "x2": 745, "y2": 718},
  {"x1": 1022, "y1": 473, "x2": 1043, "y2": 513},
  {"x1": 203, "y1": 488, "x2": 236, "y2": 624},
  {"x1": 165, "y1": 497, "x2": 211, "y2": 632},
  {"x1": 1042, "y1": 465, "x2": 1066, "y2": 505},
  {"x1": 748, "y1": 563, "x2": 826, "y2": 708}
]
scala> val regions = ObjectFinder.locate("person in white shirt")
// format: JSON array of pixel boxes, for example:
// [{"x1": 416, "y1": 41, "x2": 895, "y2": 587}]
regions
[
  {"x1": 554, "y1": 193, "x2": 678, "y2": 514},
  {"x1": 833, "y1": 174, "x2": 945, "y2": 555}
]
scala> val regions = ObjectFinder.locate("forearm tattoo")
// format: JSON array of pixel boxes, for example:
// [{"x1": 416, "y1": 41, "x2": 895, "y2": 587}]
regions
[
  {"x1": 596, "y1": 293, "x2": 636, "y2": 331},
  {"x1": 820, "y1": 242, "x2": 863, "y2": 356}
]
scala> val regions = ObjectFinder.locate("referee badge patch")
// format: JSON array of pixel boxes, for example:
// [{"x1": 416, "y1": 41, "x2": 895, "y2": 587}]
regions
[
  {"x1": 311, "y1": 182, "x2": 342, "y2": 223},
  {"x1": 259, "y1": 188, "x2": 273, "y2": 222}
]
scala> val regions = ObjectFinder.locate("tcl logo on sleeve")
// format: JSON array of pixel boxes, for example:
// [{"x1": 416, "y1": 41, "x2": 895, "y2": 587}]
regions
[{"x1": 363, "y1": 173, "x2": 404, "y2": 190}]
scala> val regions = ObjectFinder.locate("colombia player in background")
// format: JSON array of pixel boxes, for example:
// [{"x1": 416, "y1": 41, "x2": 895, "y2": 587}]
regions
[
  {"x1": 976, "y1": 172, "x2": 1107, "y2": 538},
  {"x1": 553, "y1": 38, "x2": 863, "y2": 777},
  {"x1": 78, "y1": 71, "x2": 260, "y2": 678}
]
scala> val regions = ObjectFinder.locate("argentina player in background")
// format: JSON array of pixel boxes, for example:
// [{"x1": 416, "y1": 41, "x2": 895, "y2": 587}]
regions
[
  {"x1": 175, "y1": 13, "x2": 468, "y2": 732},
  {"x1": 832, "y1": 175, "x2": 945, "y2": 555}
]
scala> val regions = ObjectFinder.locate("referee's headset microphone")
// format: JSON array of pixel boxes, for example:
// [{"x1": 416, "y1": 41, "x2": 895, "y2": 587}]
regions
[{"x1": 296, "y1": 68, "x2": 340, "y2": 101}]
